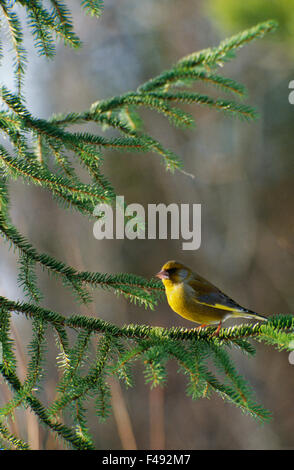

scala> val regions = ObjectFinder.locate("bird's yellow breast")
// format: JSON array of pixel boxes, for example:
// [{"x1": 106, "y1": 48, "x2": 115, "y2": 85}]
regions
[{"x1": 163, "y1": 279, "x2": 226, "y2": 324}]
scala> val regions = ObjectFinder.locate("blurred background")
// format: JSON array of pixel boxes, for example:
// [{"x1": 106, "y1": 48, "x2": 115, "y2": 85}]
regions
[{"x1": 0, "y1": 0, "x2": 294, "y2": 450}]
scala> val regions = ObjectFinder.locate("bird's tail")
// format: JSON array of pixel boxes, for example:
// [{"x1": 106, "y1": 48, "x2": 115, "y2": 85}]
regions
[{"x1": 233, "y1": 310, "x2": 268, "y2": 322}]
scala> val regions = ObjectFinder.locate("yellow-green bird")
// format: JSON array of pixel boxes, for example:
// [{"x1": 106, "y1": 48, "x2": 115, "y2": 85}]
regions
[{"x1": 156, "y1": 260, "x2": 268, "y2": 335}]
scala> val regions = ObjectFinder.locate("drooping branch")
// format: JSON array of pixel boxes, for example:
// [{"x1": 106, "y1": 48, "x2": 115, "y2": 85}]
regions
[{"x1": 0, "y1": 364, "x2": 95, "y2": 450}]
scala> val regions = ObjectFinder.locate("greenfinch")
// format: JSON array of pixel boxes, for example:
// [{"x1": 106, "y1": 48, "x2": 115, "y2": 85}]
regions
[{"x1": 156, "y1": 260, "x2": 267, "y2": 334}]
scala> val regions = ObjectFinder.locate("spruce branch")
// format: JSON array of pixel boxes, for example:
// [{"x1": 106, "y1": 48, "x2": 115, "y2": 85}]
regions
[
  {"x1": 1, "y1": 295, "x2": 293, "y2": 346},
  {"x1": 0, "y1": 206, "x2": 163, "y2": 306},
  {"x1": 0, "y1": 420, "x2": 30, "y2": 450},
  {"x1": 0, "y1": 297, "x2": 291, "y2": 436},
  {"x1": 2, "y1": 293, "x2": 291, "y2": 425},
  {"x1": 81, "y1": 0, "x2": 104, "y2": 18},
  {"x1": 138, "y1": 69, "x2": 247, "y2": 97},
  {"x1": 0, "y1": 2, "x2": 27, "y2": 95},
  {"x1": 0, "y1": 315, "x2": 47, "y2": 420},
  {"x1": 0, "y1": 364, "x2": 95, "y2": 450},
  {"x1": 146, "y1": 90, "x2": 258, "y2": 121},
  {"x1": 0, "y1": 0, "x2": 100, "y2": 95},
  {"x1": 177, "y1": 20, "x2": 278, "y2": 69},
  {"x1": 0, "y1": 307, "x2": 17, "y2": 374},
  {"x1": 48, "y1": 22, "x2": 276, "y2": 169}
]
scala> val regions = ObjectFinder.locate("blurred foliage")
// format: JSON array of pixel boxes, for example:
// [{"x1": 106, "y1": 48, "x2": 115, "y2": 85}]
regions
[{"x1": 207, "y1": 0, "x2": 294, "y2": 53}]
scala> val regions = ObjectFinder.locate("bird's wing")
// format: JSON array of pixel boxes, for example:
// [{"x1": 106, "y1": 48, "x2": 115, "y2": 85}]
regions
[{"x1": 188, "y1": 275, "x2": 247, "y2": 313}]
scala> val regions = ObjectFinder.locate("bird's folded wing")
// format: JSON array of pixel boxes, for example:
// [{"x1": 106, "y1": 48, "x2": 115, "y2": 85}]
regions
[{"x1": 188, "y1": 278, "x2": 247, "y2": 313}]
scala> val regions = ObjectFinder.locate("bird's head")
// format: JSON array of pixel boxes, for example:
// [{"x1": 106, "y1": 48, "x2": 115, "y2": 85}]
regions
[{"x1": 155, "y1": 260, "x2": 191, "y2": 286}]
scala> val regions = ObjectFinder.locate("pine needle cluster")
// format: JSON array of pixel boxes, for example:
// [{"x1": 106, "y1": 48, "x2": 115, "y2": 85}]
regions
[{"x1": 0, "y1": 4, "x2": 292, "y2": 450}]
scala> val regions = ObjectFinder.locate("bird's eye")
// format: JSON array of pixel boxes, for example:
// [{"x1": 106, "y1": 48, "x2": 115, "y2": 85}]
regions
[{"x1": 166, "y1": 267, "x2": 177, "y2": 275}]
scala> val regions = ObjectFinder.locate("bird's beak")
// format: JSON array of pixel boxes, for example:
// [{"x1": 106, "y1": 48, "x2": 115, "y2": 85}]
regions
[{"x1": 155, "y1": 270, "x2": 169, "y2": 280}]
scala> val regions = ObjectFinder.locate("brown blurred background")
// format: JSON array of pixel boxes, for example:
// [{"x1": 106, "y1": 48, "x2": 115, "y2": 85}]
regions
[{"x1": 0, "y1": 0, "x2": 294, "y2": 450}]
